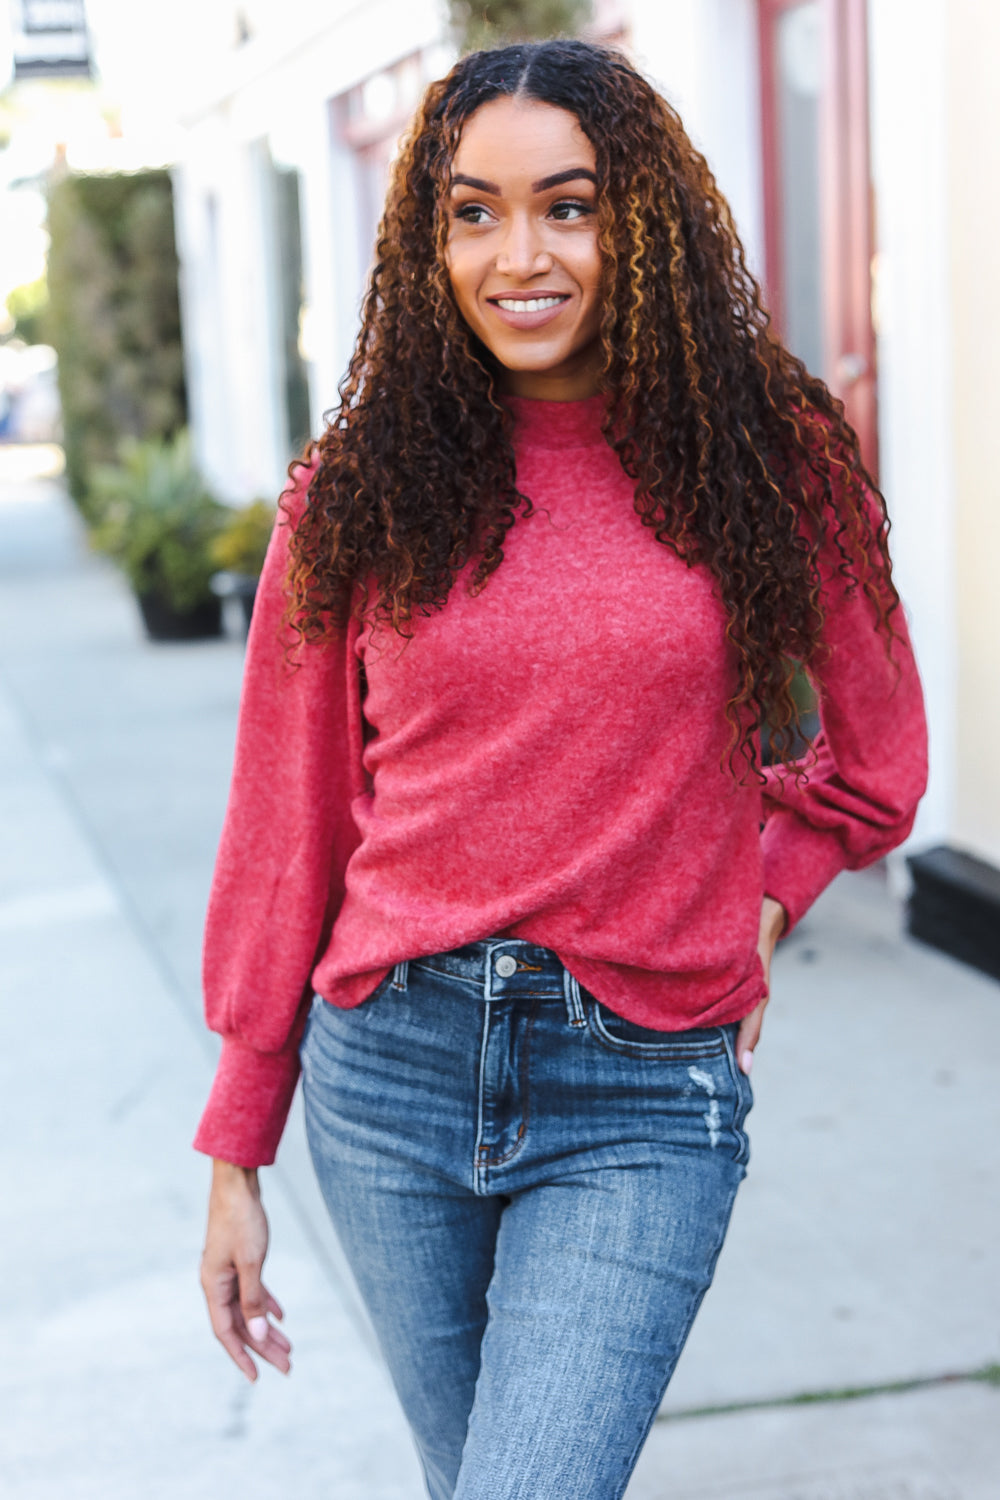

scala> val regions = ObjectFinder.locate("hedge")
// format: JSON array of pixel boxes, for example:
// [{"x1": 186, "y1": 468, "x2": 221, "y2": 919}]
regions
[{"x1": 46, "y1": 169, "x2": 186, "y2": 514}]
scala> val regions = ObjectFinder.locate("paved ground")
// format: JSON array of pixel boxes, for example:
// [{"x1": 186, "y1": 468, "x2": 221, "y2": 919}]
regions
[{"x1": 2, "y1": 447, "x2": 998, "y2": 1499}]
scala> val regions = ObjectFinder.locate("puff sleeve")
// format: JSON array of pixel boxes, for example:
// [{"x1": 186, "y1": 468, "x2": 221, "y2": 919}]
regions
[
  {"x1": 193, "y1": 464, "x2": 366, "y2": 1165},
  {"x1": 759, "y1": 487, "x2": 928, "y2": 933}
]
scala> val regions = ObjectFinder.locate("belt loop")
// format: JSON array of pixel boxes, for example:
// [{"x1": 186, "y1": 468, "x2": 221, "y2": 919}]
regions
[
  {"x1": 391, "y1": 959, "x2": 409, "y2": 992},
  {"x1": 483, "y1": 942, "x2": 497, "y2": 1002},
  {"x1": 562, "y1": 966, "x2": 586, "y2": 1027}
]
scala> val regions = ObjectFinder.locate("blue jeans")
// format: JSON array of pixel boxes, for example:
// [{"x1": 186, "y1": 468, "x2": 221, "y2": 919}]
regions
[{"x1": 300, "y1": 939, "x2": 752, "y2": 1500}]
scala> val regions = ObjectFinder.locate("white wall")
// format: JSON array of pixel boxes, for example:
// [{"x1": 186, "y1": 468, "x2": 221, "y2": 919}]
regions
[
  {"x1": 172, "y1": 0, "x2": 445, "y2": 500},
  {"x1": 629, "y1": 0, "x2": 764, "y2": 277},
  {"x1": 868, "y1": 0, "x2": 956, "y2": 852},
  {"x1": 946, "y1": 0, "x2": 1000, "y2": 868},
  {"x1": 174, "y1": 117, "x2": 285, "y2": 503},
  {"x1": 219, "y1": 0, "x2": 446, "y2": 417}
]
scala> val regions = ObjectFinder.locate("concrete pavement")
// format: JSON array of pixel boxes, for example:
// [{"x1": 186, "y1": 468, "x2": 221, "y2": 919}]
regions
[{"x1": 1, "y1": 448, "x2": 998, "y2": 1499}]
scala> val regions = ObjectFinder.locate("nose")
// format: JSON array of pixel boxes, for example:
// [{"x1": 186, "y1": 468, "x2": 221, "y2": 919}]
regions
[{"x1": 495, "y1": 211, "x2": 553, "y2": 277}]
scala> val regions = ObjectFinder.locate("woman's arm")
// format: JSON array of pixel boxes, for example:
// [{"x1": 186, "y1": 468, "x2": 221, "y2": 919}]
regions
[
  {"x1": 760, "y1": 492, "x2": 928, "y2": 933},
  {"x1": 193, "y1": 463, "x2": 367, "y2": 1167},
  {"x1": 742, "y1": 480, "x2": 926, "y2": 1070},
  {"x1": 195, "y1": 468, "x2": 367, "y2": 1368}
]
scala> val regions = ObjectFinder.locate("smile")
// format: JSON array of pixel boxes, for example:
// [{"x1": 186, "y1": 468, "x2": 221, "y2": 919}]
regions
[{"x1": 492, "y1": 296, "x2": 569, "y2": 313}]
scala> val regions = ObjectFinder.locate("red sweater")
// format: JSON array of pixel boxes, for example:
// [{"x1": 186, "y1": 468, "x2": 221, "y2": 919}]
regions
[{"x1": 194, "y1": 396, "x2": 927, "y2": 1166}]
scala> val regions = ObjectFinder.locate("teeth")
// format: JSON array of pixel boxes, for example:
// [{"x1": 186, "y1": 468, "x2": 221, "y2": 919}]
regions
[{"x1": 495, "y1": 296, "x2": 566, "y2": 313}]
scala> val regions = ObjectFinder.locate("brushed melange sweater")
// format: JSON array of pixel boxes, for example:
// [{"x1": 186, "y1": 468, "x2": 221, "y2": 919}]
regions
[{"x1": 194, "y1": 395, "x2": 927, "y2": 1166}]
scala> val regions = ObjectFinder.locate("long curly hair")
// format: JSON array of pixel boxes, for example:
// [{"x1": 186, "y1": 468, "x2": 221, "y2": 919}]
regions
[{"x1": 288, "y1": 38, "x2": 898, "y2": 768}]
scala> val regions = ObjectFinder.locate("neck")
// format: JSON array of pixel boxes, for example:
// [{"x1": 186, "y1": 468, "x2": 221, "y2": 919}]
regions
[{"x1": 499, "y1": 358, "x2": 602, "y2": 403}]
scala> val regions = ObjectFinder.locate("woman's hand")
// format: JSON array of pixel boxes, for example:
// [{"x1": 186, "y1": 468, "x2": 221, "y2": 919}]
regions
[
  {"x1": 735, "y1": 895, "x2": 787, "y2": 1076},
  {"x1": 200, "y1": 1159, "x2": 292, "y2": 1381}
]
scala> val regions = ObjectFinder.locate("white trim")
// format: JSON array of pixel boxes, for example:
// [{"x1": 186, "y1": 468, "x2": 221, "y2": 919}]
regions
[
  {"x1": 630, "y1": 0, "x2": 765, "y2": 278},
  {"x1": 868, "y1": 0, "x2": 957, "y2": 850}
]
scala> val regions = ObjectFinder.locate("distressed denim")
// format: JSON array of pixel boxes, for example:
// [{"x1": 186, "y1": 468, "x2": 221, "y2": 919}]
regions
[{"x1": 300, "y1": 939, "x2": 752, "y2": 1500}]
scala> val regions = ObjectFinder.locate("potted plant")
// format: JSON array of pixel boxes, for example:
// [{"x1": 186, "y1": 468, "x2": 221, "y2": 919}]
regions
[
  {"x1": 89, "y1": 431, "x2": 227, "y2": 640},
  {"x1": 209, "y1": 498, "x2": 277, "y2": 629}
]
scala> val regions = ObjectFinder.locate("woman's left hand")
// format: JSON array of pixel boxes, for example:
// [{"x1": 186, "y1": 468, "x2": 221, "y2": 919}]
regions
[{"x1": 735, "y1": 896, "x2": 787, "y2": 1076}]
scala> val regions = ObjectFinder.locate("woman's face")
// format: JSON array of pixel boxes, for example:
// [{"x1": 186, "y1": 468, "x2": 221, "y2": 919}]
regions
[{"x1": 444, "y1": 97, "x2": 603, "y2": 401}]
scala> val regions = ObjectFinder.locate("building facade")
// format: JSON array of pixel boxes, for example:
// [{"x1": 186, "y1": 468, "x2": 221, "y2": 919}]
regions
[{"x1": 170, "y1": 0, "x2": 1000, "y2": 908}]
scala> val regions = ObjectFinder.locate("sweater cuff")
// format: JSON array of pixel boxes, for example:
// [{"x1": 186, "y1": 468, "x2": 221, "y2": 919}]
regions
[
  {"x1": 193, "y1": 1036, "x2": 302, "y2": 1168},
  {"x1": 760, "y1": 806, "x2": 849, "y2": 935}
]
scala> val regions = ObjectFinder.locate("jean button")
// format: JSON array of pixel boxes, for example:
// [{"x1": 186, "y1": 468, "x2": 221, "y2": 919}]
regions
[{"x1": 495, "y1": 954, "x2": 518, "y2": 978}]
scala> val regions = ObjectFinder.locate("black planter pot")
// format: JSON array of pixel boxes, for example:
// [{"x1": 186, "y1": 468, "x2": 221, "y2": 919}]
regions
[
  {"x1": 209, "y1": 571, "x2": 258, "y2": 634},
  {"x1": 137, "y1": 591, "x2": 223, "y2": 642},
  {"x1": 239, "y1": 584, "x2": 258, "y2": 630}
]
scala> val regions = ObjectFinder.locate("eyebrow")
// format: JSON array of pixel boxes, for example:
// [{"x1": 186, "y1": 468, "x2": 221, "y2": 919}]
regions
[
  {"x1": 450, "y1": 168, "x2": 598, "y2": 194},
  {"x1": 534, "y1": 168, "x2": 597, "y2": 192}
]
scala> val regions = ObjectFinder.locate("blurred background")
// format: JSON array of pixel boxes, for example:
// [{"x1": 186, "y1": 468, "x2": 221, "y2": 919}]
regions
[
  {"x1": 3, "y1": 0, "x2": 999, "y2": 874},
  {"x1": 1, "y1": 3, "x2": 998, "y2": 1497}
]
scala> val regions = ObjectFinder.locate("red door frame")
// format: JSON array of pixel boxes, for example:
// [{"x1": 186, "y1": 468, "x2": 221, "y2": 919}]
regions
[{"x1": 758, "y1": 0, "x2": 879, "y2": 476}]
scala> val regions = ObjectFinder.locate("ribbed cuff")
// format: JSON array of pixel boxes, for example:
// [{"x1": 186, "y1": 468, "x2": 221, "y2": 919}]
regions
[
  {"x1": 760, "y1": 806, "x2": 848, "y2": 935},
  {"x1": 193, "y1": 1036, "x2": 302, "y2": 1168}
]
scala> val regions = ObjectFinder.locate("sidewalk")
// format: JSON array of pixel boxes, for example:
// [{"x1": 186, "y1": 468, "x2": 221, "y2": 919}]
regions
[{"x1": 2, "y1": 451, "x2": 998, "y2": 1500}]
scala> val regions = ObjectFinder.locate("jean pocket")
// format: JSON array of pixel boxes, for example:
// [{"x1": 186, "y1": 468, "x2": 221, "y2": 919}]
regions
[
  {"x1": 718, "y1": 1021, "x2": 754, "y2": 1138},
  {"x1": 586, "y1": 1000, "x2": 729, "y2": 1060}
]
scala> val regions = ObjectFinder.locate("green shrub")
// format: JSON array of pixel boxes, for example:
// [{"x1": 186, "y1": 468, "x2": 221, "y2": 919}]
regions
[
  {"x1": 89, "y1": 431, "x2": 225, "y2": 612},
  {"x1": 210, "y1": 500, "x2": 277, "y2": 579},
  {"x1": 448, "y1": 0, "x2": 591, "y2": 50},
  {"x1": 5, "y1": 276, "x2": 49, "y2": 345},
  {"x1": 46, "y1": 170, "x2": 186, "y2": 516}
]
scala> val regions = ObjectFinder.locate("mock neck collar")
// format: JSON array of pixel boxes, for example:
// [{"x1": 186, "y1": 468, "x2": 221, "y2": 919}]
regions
[{"x1": 503, "y1": 393, "x2": 609, "y2": 450}]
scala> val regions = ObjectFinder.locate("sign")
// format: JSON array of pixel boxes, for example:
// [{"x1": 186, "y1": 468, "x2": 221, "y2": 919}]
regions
[{"x1": 11, "y1": 0, "x2": 92, "y2": 81}]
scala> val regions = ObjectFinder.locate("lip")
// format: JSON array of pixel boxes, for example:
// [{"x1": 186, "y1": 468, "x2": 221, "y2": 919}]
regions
[{"x1": 484, "y1": 291, "x2": 572, "y2": 330}]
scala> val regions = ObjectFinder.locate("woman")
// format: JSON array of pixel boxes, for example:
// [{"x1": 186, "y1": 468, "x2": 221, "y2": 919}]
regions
[{"x1": 197, "y1": 39, "x2": 926, "y2": 1500}]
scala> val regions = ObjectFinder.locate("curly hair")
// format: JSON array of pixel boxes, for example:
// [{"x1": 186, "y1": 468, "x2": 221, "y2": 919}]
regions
[{"x1": 288, "y1": 38, "x2": 898, "y2": 769}]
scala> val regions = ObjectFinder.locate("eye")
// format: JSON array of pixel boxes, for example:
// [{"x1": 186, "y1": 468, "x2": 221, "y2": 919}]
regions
[
  {"x1": 453, "y1": 202, "x2": 493, "y2": 225},
  {"x1": 549, "y1": 199, "x2": 594, "y2": 222}
]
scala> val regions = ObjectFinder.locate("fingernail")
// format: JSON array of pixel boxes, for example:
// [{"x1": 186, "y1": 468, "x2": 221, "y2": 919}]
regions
[
  {"x1": 740, "y1": 1049, "x2": 754, "y2": 1075},
  {"x1": 248, "y1": 1316, "x2": 268, "y2": 1341}
]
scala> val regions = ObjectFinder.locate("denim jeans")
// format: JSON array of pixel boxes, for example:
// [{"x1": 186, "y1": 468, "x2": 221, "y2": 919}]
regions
[{"x1": 300, "y1": 939, "x2": 752, "y2": 1500}]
